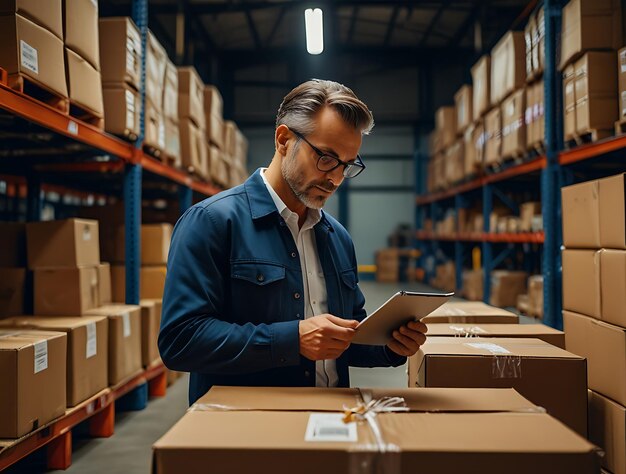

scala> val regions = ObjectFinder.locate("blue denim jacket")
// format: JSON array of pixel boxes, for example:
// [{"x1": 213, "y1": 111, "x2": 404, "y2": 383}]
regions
[{"x1": 159, "y1": 169, "x2": 406, "y2": 404}]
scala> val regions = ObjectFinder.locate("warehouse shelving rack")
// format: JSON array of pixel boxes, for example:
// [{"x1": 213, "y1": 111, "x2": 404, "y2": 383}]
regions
[
  {"x1": 415, "y1": 0, "x2": 626, "y2": 329},
  {"x1": 0, "y1": 0, "x2": 218, "y2": 470}
]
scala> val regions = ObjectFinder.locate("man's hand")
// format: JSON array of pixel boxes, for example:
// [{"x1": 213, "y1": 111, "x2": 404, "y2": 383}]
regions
[
  {"x1": 386, "y1": 320, "x2": 428, "y2": 357},
  {"x1": 299, "y1": 314, "x2": 359, "y2": 361}
]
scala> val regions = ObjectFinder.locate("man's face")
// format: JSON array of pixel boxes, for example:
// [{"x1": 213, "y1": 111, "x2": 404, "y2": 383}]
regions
[{"x1": 281, "y1": 107, "x2": 362, "y2": 210}]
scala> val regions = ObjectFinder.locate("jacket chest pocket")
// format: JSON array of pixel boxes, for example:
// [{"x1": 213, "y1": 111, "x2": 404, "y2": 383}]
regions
[
  {"x1": 338, "y1": 269, "x2": 357, "y2": 316},
  {"x1": 230, "y1": 261, "x2": 287, "y2": 324}
]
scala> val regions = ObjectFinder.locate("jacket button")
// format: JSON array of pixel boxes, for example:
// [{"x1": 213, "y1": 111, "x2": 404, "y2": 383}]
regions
[
  {"x1": 296, "y1": 313, "x2": 301, "y2": 319},
  {"x1": 294, "y1": 292, "x2": 301, "y2": 299},
  {"x1": 256, "y1": 273, "x2": 265, "y2": 282},
  {"x1": 290, "y1": 252, "x2": 297, "y2": 258},
  {"x1": 304, "y1": 370, "x2": 311, "y2": 378},
  {"x1": 280, "y1": 357, "x2": 286, "y2": 363}
]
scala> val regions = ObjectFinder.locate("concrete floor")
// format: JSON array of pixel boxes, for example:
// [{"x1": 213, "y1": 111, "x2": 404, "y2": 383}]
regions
[{"x1": 5, "y1": 280, "x2": 532, "y2": 473}]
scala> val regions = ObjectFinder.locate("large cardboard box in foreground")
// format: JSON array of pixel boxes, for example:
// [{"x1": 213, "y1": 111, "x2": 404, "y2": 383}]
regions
[
  {"x1": 85, "y1": 304, "x2": 142, "y2": 386},
  {"x1": 0, "y1": 316, "x2": 108, "y2": 407},
  {"x1": 408, "y1": 337, "x2": 588, "y2": 436},
  {"x1": 0, "y1": 13, "x2": 67, "y2": 97},
  {"x1": 562, "y1": 179, "x2": 601, "y2": 248},
  {"x1": 564, "y1": 311, "x2": 626, "y2": 406},
  {"x1": 425, "y1": 323, "x2": 565, "y2": 348},
  {"x1": 0, "y1": 0, "x2": 63, "y2": 39},
  {"x1": 588, "y1": 390, "x2": 626, "y2": 474},
  {"x1": 599, "y1": 172, "x2": 626, "y2": 249},
  {"x1": 26, "y1": 218, "x2": 100, "y2": 269},
  {"x1": 153, "y1": 385, "x2": 600, "y2": 474},
  {"x1": 0, "y1": 330, "x2": 66, "y2": 438},
  {"x1": 423, "y1": 301, "x2": 519, "y2": 324},
  {"x1": 562, "y1": 249, "x2": 601, "y2": 319},
  {"x1": 98, "y1": 17, "x2": 141, "y2": 89}
]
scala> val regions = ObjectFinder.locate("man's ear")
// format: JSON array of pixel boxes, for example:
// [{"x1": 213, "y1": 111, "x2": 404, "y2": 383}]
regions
[{"x1": 275, "y1": 124, "x2": 291, "y2": 157}]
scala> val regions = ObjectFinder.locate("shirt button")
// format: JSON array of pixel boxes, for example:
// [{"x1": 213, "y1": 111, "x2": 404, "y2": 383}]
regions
[
  {"x1": 290, "y1": 252, "x2": 297, "y2": 258},
  {"x1": 294, "y1": 292, "x2": 301, "y2": 299},
  {"x1": 279, "y1": 219, "x2": 286, "y2": 226},
  {"x1": 256, "y1": 274, "x2": 265, "y2": 282}
]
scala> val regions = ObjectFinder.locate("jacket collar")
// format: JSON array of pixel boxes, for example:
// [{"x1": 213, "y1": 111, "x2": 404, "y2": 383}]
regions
[{"x1": 245, "y1": 168, "x2": 335, "y2": 233}]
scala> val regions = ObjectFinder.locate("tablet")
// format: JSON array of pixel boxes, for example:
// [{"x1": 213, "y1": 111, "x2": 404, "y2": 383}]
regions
[{"x1": 353, "y1": 291, "x2": 454, "y2": 345}]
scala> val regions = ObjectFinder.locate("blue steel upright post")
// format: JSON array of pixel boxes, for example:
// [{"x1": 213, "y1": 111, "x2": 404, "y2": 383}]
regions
[
  {"x1": 26, "y1": 173, "x2": 42, "y2": 222},
  {"x1": 541, "y1": 0, "x2": 564, "y2": 329},
  {"x1": 124, "y1": 0, "x2": 148, "y2": 306}
]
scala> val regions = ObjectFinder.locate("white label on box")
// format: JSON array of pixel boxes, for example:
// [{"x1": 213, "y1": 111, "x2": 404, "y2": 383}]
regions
[
  {"x1": 90, "y1": 0, "x2": 98, "y2": 8},
  {"x1": 466, "y1": 342, "x2": 511, "y2": 355},
  {"x1": 68, "y1": 121, "x2": 79, "y2": 135},
  {"x1": 86, "y1": 322, "x2": 97, "y2": 359},
  {"x1": 621, "y1": 50, "x2": 626, "y2": 72},
  {"x1": 20, "y1": 40, "x2": 39, "y2": 74},
  {"x1": 304, "y1": 414, "x2": 357, "y2": 442},
  {"x1": 83, "y1": 225, "x2": 92, "y2": 241},
  {"x1": 34, "y1": 340, "x2": 48, "y2": 373},
  {"x1": 125, "y1": 89, "x2": 135, "y2": 128},
  {"x1": 122, "y1": 313, "x2": 131, "y2": 338}
]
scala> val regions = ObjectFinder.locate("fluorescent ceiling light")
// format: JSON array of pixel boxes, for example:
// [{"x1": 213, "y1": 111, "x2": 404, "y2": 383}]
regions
[{"x1": 305, "y1": 8, "x2": 324, "y2": 55}]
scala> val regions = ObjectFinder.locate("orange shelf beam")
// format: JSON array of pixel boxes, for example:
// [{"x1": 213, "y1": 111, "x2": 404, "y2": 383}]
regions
[
  {"x1": 559, "y1": 135, "x2": 626, "y2": 165},
  {"x1": 416, "y1": 231, "x2": 545, "y2": 244}
]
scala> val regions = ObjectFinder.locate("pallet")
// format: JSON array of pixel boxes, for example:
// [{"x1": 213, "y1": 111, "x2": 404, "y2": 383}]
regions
[
  {"x1": 527, "y1": 140, "x2": 546, "y2": 157},
  {"x1": 614, "y1": 118, "x2": 626, "y2": 136},
  {"x1": 7, "y1": 73, "x2": 69, "y2": 114},
  {"x1": 564, "y1": 129, "x2": 613, "y2": 149},
  {"x1": 159, "y1": 152, "x2": 179, "y2": 168},
  {"x1": 69, "y1": 101, "x2": 104, "y2": 129},
  {"x1": 143, "y1": 143, "x2": 163, "y2": 159}
]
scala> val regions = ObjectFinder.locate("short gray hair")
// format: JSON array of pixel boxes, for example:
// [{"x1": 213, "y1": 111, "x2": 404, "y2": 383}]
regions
[{"x1": 276, "y1": 79, "x2": 374, "y2": 136}]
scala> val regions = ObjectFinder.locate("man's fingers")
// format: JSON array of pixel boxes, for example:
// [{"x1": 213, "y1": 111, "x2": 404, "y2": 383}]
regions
[
  {"x1": 399, "y1": 326, "x2": 427, "y2": 345},
  {"x1": 327, "y1": 315, "x2": 359, "y2": 329},
  {"x1": 392, "y1": 330, "x2": 418, "y2": 351},
  {"x1": 408, "y1": 320, "x2": 428, "y2": 334},
  {"x1": 387, "y1": 339, "x2": 410, "y2": 357}
]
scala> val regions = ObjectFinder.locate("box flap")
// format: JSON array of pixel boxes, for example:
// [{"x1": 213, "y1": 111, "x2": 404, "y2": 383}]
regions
[
  {"x1": 0, "y1": 329, "x2": 65, "y2": 350},
  {"x1": 425, "y1": 323, "x2": 564, "y2": 337}
]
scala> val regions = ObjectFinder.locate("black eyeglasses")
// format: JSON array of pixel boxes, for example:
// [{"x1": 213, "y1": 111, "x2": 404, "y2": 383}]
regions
[{"x1": 290, "y1": 129, "x2": 366, "y2": 179}]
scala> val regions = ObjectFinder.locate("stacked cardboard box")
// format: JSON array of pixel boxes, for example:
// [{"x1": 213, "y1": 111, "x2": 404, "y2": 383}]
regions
[
  {"x1": 153, "y1": 385, "x2": 600, "y2": 473},
  {"x1": 139, "y1": 299, "x2": 161, "y2": 368},
  {"x1": 430, "y1": 261, "x2": 455, "y2": 293},
  {"x1": 27, "y1": 219, "x2": 111, "y2": 315},
  {"x1": 110, "y1": 223, "x2": 172, "y2": 302},
  {"x1": 525, "y1": 7, "x2": 545, "y2": 82},
  {"x1": 618, "y1": 47, "x2": 626, "y2": 122},
  {"x1": 454, "y1": 85, "x2": 473, "y2": 134},
  {"x1": 0, "y1": 329, "x2": 67, "y2": 438},
  {"x1": 0, "y1": 222, "x2": 28, "y2": 317},
  {"x1": 560, "y1": 0, "x2": 621, "y2": 141},
  {"x1": 491, "y1": 31, "x2": 526, "y2": 106},
  {"x1": 562, "y1": 172, "x2": 626, "y2": 474},
  {"x1": 409, "y1": 337, "x2": 588, "y2": 436},
  {"x1": 490, "y1": 270, "x2": 527, "y2": 307},
  {"x1": 422, "y1": 301, "x2": 519, "y2": 324},
  {"x1": 471, "y1": 55, "x2": 491, "y2": 121},
  {"x1": 163, "y1": 60, "x2": 181, "y2": 165},
  {"x1": 461, "y1": 269, "x2": 483, "y2": 301},
  {"x1": 375, "y1": 248, "x2": 417, "y2": 283},
  {"x1": 63, "y1": 0, "x2": 103, "y2": 121},
  {"x1": 99, "y1": 17, "x2": 141, "y2": 140},
  {"x1": 525, "y1": 79, "x2": 545, "y2": 151},
  {"x1": 0, "y1": 1, "x2": 67, "y2": 98},
  {"x1": 520, "y1": 201, "x2": 541, "y2": 232},
  {"x1": 231, "y1": 127, "x2": 249, "y2": 186},
  {"x1": 444, "y1": 139, "x2": 464, "y2": 186},
  {"x1": 484, "y1": 106, "x2": 501, "y2": 166},
  {"x1": 179, "y1": 66, "x2": 208, "y2": 179},
  {"x1": 144, "y1": 31, "x2": 167, "y2": 153},
  {"x1": 528, "y1": 274, "x2": 544, "y2": 318},
  {"x1": 501, "y1": 88, "x2": 526, "y2": 159}
]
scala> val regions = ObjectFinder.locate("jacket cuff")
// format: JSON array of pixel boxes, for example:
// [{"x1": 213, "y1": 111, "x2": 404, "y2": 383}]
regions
[
  {"x1": 271, "y1": 320, "x2": 301, "y2": 367},
  {"x1": 383, "y1": 345, "x2": 407, "y2": 366}
]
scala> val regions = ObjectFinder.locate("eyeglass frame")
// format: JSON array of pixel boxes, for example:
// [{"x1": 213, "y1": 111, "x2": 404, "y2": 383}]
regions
[{"x1": 289, "y1": 128, "x2": 366, "y2": 178}]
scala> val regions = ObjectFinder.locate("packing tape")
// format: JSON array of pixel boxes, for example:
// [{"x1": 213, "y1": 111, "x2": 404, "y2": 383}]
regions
[
  {"x1": 449, "y1": 325, "x2": 487, "y2": 337},
  {"x1": 492, "y1": 355, "x2": 523, "y2": 379}
]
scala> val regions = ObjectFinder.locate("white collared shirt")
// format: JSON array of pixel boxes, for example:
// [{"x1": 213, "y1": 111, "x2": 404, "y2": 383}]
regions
[{"x1": 261, "y1": 169, "x2": 338, "y2": 387}]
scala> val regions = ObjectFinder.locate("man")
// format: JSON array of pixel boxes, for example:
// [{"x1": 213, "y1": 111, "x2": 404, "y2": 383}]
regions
[{"x1": 159, "y1": 79, "x2": 427, "y2": 404}]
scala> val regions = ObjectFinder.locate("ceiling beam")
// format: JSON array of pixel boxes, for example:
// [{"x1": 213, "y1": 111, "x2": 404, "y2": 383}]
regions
[
  {"x1": 447, "y1": 3, "x2": 483, "y2": 48},
  {"x1": 419, "y1": 0, "x2": 452, "y2": 47},
  {"x1": 266, "y1": 7, "x2": 287, "y2": 46},
  {"x1": 245, "y1": 10, "x2": 262, "y2": 50},
  {"x1": 347, "y1": 6, "x2": 359, "y2": 44},
  {"x1": 383, "y1": 6, "x2": 400, "y2": 47}
]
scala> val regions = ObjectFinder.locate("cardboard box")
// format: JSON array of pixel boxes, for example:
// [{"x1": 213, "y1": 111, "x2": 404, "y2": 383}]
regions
[
  {"x1": 462, "y1": 269, "x2": 483, "y2": 301},
  {"x1": 178, "y1": 67, "x2": 206, "y2": 131},
  {"x1": 113, "y1": 224, "x2": 172, "y2": 265},
  {"x1": 619, "y1": 48, "x2": 626, "y2": 118},
  {"x1": 0, "y1": 222, "x2": 26, "y2": 267},
  {"x1": 65, "y1": 48, "x2": 103, "y2": 116},
  {"x1": 469, "y1": 120, "x2": 485, "y2": 175},
  {"x1": 562, "y1": 179, "x2": 601, "y2": 248},
  {"x1": 102, "y1": 84, "x2": 139, "y2": 138},
  {"x1": 526, "y1": 80, "x2": 545, "y2": 149},
  {"x1": 34, "y1": 266, "x2": 100, "y2": 315},
  {"x1": 560, "y1": 0, "x2": 621, "y2": 70},
  {"x1": 210, "y1": 146, "x2": 229, "y2": 187},
  {"x1": 97, "y1": 263, "x2": 111, "y2": 305},
  {"x1": 564, "y1": 310, "x2": 626, "y2": 406},
  {"x1": 600, "y1": 250, "x2": 626, "y2": 328},
  {"x1": 0, "y1": 330, "x2": 66, "y2": 438},
  {"x1": 435, "y1": 106, "x2": 456, "y2": 147},
  {"x1": 484, "y1": 106, "x2": 502, "y2": 166},
  {"x1": 574, "y1": 52, "x2": 618, "y2": 134},
  {"x1": 98, "y1": 17, "x2": 141, "y2": 90},
  {"x1": 153, "y1": 385, "x2": 600, "y2": 474},
  {"x1": 0, "y1": 0, "x2": 62, "y2": 39},
  {"x1": 490, "y1": 31, "x2": 526, "y2": 105},
  {"x1": 0, "y1": 267, "x2": 26, "y2": 317},
  {"x1": 63, "y1": 0, "x2": 99, "y2": 70},
  {"x1": 0, "y1": 316, "x2": 108, "y2": 407},
  {"x1": 490, "y1": 270, "x2": 528, "y2": 307},
  {"x1": 180, "y1": 118, "x2": 208, "y2": 177},
  {"x1": 520, "y1": 202, "x2": 541, "y2": 232},
  {"x1": 0, "y1": 13, "x2": 67, "y2": 97},
  {"x1": 85, "y1": 304, "x2": 142, "y2": 386},
  {"x1": 146, "y1": 31, "x2": 166, "y2": 109},
  {"x1": 26, "y1": 218, "x2": 100, "y2": 269},
  {"x1": 471, "y1": 55, "x2": 491, "y2": 120},
  {"x1": 525, "y1": 16, "x2": 534, "y2": 79},
  {"x1": 204, "y1": 85, "x2": 224, "y2": 148},
  {"x1": 563, "y1": 64, "x2": 577, "y2": 140},
  {"x1": 223, "y1": 120, "x2": 238, "y2": 156},
  {"x1": 599, "y1": 173, "x2": 626, "y2": 249},
  {"x1": 501, "y1": 88, "x2": 526, "y2": 158},
  {"x1": 111, "y1": 265, "x2": 167, "y2": 302},
  {"x1": 162, "y1": 59, "x2": 178, "y2": 123},
  {"x1": 409, "y1": 337, "x2": 588, "y2": 435},
  {"x1": 164, "y1": 117, "x2": 181, "y2": 165},
  {"x1": 422, "y1": 301, "x2": 519, "y2": 324},
  {"x1": 140, "y1": 299, "x2": 160, "y2": 367},
  {"x1": 562, "y1": 249, "x2": 601, "y2": 319},
  {"x1": 425, "y1": 323, "x2": 566, "y2": 348},
  {"x1": 588, "y1": 390, "x2": 626, "y2": 474},
  {"x1": 145, "y1": 98, "x2": 165, "y2": 151},
  {"x1": 528, "y1": 274, "x2": 544, "y2": 319}
]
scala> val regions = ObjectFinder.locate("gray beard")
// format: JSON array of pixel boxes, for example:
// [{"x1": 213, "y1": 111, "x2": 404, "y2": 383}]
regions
[{"x1": 281, "y1": 147, "x2": 328, "y2": 210}]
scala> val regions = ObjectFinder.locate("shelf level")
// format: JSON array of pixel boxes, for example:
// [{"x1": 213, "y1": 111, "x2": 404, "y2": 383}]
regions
[
  {"x1": 559, "y1": 134, "x2": 626, "y2": 165},
  {"x1": 416, "y1": 230, "x2": 545, "y2": 244}
]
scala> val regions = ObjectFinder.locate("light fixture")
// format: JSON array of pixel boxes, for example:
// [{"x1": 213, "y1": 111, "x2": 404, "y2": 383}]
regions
[{"x1": 305, "y1": 8, "x2": 324, "y2": 55}]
